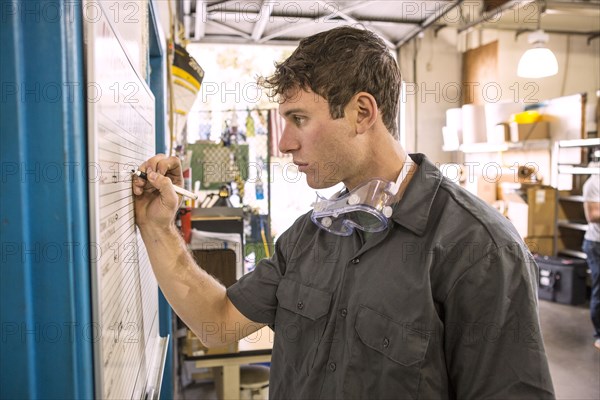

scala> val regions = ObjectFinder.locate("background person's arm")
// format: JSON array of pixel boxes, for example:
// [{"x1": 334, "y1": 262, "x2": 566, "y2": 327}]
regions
[
  {"x1": 133, "y1": 154, "x2": 263, "y2": 348},
  {"x1": 583, "y1": 199, "x2": 600, "y2": 223},
  {"x1": 583, "y1": 174, "x2": 600, "y2": 223}
]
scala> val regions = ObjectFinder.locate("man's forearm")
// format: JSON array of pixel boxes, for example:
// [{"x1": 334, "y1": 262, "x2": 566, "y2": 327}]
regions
[
  {"x1": 139, "y1": 223, "x2": 234, "y2": 347},
  {"x1": 584, "y1": 201, "x2": 600, "y2": 223}
]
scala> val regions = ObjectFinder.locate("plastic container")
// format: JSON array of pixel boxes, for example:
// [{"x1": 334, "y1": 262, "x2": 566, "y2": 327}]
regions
[{"x1": 511, "y1": 110, "x2": 541, "y2": 124}]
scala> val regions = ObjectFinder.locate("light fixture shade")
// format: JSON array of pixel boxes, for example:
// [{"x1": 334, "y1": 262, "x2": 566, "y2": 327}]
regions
[{"x1": 517, "y1": 30, "x2": 559, "y2": 78}]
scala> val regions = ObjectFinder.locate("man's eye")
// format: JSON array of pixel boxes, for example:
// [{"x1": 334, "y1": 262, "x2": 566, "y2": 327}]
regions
[{"x1": 293, "y1": 116, "x2": 305, "y2": 125}]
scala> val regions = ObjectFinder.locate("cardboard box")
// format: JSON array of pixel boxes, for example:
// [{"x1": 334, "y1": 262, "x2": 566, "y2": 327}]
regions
[
  {"x1": 182, "y1": 329, "x2": 238, "y2": 357},
  {"x1": 506, "y1": 186, "x2": 557, "y2": 238},
  {"x1": 510, "y1": 121, "x2": 549, "y2": 142},
  {"x1": 462, "y1": 176, "x2": 497, "y2": 205},
  {"x1": 524, "y1": 236, "x2": 555, "y2": 256}
]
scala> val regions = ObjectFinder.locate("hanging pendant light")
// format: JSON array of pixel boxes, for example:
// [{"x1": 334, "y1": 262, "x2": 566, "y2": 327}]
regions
[
  {"x1": 517, "y1": 1, "x2": 558, "y2": 78},
  {"x1": 517, "y1": 30, "x2": 559, "y2": 78}
]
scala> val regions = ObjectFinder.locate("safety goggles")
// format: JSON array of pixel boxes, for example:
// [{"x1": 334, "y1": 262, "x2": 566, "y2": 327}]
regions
[{"x1": 311, "y1": 160, "x2": 415, "y2": 236}]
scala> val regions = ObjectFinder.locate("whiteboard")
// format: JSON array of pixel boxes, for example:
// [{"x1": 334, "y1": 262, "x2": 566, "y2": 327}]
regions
[{"x1": 84, "y1": 2, "x2": 166, "y2": 398}]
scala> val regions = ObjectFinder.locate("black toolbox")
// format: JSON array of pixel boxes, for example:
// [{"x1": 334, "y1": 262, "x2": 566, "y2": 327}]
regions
[{"x1": 534, "y1": 255, "x2": 588, "y2": 305}]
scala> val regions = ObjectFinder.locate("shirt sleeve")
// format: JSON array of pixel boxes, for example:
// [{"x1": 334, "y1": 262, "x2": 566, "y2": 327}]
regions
[
  {"x1": 443, "y1": 243, "x2": 555, "y2": 399},
  {"x1": 226, "y1": 235, "x2": 286, "y2": 324}
]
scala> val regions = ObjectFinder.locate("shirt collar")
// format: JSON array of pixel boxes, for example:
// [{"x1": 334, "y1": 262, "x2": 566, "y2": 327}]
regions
[{"x1": 390, "y1": 153, "x2": 443, "y2": 236}]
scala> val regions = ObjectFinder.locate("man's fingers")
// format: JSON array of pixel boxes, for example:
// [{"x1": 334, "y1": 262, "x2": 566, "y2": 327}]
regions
[
  {"x1": 156, "y1": 156, "x2": 182, "y2": 175},
  {"x1": 156, "y1": 156, "x2": 184, "y2": 186},
  {"x1": 132, "y1": 170, "x2": 147, "y2": 195},
  {"x1": 140, "y1": 155, "x2": 180, "y2": 175},
  {"x1": 147, "y1": 168, "x2": 179, "y2": 207},
  {"x1": 132, "y1": 154, "x2": 183, "y2": 197}
]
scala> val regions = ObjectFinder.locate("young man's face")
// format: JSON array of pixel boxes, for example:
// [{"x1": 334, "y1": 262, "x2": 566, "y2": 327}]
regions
[{"x1": 278, "y1": 88, "x2": 358, "y2": 189}]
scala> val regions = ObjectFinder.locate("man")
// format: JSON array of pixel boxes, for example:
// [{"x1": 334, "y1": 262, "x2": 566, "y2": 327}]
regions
[
  {"x1": 133, "y1": 26, "x2": 554, "y2": 399},
  {"x1": 582, "y1": 160, "x2": 600, "y2": 350}
]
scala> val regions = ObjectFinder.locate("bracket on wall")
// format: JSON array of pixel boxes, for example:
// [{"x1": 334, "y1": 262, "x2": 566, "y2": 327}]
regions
[
  {"x1": 434, "y1": 25, "x2": 448, "y2": 38},
  {"x1": 514, "y1": 28, "x2": 600, "y2": 44},
  {"x1": 514, "y1": 28, "x2": 534, "y2": 40}
]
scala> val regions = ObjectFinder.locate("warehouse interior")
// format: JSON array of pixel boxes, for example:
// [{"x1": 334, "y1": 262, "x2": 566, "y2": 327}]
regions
[{"x1": 1, "y1": 0, "x2": 599, "y2": 399}]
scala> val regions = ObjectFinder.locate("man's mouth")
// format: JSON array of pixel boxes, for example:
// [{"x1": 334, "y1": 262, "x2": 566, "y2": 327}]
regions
[{"x1": 294, "y1": 161, "x2": 309, "y2": 172}]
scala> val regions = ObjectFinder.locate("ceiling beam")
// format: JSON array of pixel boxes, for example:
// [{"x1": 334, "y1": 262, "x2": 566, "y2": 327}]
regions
[
  {"x1": 190, "y1": 35, "x2": 300, "y2": 46},
  {"x1": 395, "y1": 0, "x2": 464, "y2": 48},
  {"x1": 457, "y1": 0, "x2": 536, "y2": 33},
  {"x1": 183, "y1": 0, "x2": 192, "y2": 39},
  {"x1": 314, "y1": 0, "x2": 396, "y2": 49},
  {"x1": 205, "y1": 19, "x2": 253, "y2": 40},
  {"x1": 251, "y1": 0, "x2": 275, "y2": 42},
  {"x1": 194, "y1": 0, "x2": 207, "y2": 40},
  {"x1": 206, "y1": 0, "x2": 235, "y2": 12},
  {"x1": 258, "y1": 1, "x2": 374, "y2": 43}
]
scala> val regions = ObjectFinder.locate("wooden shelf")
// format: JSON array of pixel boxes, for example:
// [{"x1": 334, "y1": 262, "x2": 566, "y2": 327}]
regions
[
  {"x1": 559, "y1": 195, "x2": 585, "y2": 202},
  {"x1": 557, "y1": 138, "x2": 600, "y2": 148},
  {"x1": 457, "y1": 139, "x2": 551, "y2": 153},
  {"x1": 557, "y1": 166, "x2": 600, "y2": 175},
  {"x1": 558, "y1": 220, "x2": 589, "y2": 231}
]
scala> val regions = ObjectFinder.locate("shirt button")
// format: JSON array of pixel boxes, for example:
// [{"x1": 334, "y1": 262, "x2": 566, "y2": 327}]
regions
[
  {"x1": 328, "y1": 362, "x2": 337, "y2": 372},
  {"x1": 351, "y1": 258, "x2": 360, "y2": 264},
  {"x1": 340, "y1": 308, "x2": 348, "y2": 318},
  {"x1": 297, "y1": 301, "x2": 304, "y2": 310},
  {"x1": 383, "y1": 337, "x2": 390, "y2": 348}
]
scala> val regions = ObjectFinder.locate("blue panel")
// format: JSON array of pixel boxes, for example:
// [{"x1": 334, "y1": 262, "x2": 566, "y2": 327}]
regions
[
  {"x1": 0, "y1": 0, "x2": 93, "y2": 398},
  {"x1": 149, "y1": 0, "x2": 168, "y2": 156},
  {"x1": 149, "y1": 1, "x2": 173, "y2": 398}
]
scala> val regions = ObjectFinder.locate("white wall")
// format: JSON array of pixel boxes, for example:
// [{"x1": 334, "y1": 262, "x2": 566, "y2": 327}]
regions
[
  {"x1": 398, "y1": 26, "x2": 600, "y2": 166},
  {"x1": 399, "y1": 28, "x2": 463, "y2": 165},
  {"x1": 464, "y1": 29, "x2": 600, "y2": 104}
]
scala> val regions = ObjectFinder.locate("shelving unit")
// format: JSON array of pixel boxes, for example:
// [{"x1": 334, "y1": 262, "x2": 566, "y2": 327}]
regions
[
  {"x1": 455, "y1": 139, "x2": 552, "y2": 154},
  {"x1": 554, "y1": 138, "x2": 600, "y2": 259}
]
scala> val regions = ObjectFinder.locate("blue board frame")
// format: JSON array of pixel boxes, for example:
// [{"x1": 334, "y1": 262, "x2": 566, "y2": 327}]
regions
[
  {"x1": 0, "y1": 0, "x2": 93, "y2": 398},
  {"x1": 0, "y1": 0, "x2": 172, "y2": 398}
]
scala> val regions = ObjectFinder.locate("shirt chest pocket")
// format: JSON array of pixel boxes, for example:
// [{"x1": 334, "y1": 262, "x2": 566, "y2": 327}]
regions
[
  {"x1": 355, "y1": 305, "x2": 429, "y2": 366},
  {"x1": 345, "y1": 305, "x2": 430, "y2": 399},
  {"x1": 274, "y1": 278, "x2": 332, "y2": 375},
  {"x1": 276, "y1": 278, "x2": 331, "y2": 320}
]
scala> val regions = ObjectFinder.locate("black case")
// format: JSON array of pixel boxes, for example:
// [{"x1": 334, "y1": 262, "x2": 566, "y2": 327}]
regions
[{"x1": 535, "y1": 255, "x2": 588, "y2": 305}]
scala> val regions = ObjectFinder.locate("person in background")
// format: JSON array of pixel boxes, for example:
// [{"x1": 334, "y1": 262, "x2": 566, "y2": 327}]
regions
[
  {"x1": 132, "y1": 26, "x2": 555, "y2": 399},
  {"x1": 582, "y1": 157, "x2": 600, "y2": 350}
]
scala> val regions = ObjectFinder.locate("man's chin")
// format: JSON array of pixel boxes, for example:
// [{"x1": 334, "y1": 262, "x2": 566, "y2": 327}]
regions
[{"x1": 305, "y1": 178, "x2": 340, "y2": 190}]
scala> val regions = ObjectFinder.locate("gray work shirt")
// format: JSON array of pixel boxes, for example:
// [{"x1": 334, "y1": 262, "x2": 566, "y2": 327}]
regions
[{"x1": 227, "y1": 154, "x2": 555, "y2": 399}]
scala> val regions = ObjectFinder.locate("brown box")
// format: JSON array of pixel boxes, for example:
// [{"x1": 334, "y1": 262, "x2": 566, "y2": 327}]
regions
[
  {"x1": 509, "y1": 121, "x2": 549, "y2": 142},
  {"x1": 462, "y1": 176, "x2": 497, "y2": 205},
  {"x1": 506, "y1": 186, "x2": 557, "y2": 238},
  {"x1": 524, "y1": 236, "x2": 555, "y2": 256},
  {"x1": 182, "y1": 329, "x2": 238, "y2": 357},
  {"x1": 183, "y1": 330, "x2": 207, "y2": 357}
]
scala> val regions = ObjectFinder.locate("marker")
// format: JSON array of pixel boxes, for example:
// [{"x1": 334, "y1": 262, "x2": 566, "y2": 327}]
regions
[{"x1": 132, "y1": 170, "x2": 199, "y2": 200}]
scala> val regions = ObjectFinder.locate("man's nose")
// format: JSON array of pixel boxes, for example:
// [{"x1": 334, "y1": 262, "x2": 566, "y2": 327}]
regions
[{"x1": 278, "y1": 123, "x2": 299, "y2": 154}]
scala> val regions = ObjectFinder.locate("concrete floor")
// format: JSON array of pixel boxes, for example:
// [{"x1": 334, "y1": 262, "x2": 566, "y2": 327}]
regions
[
  {"x1": 538, "y1": 300, "x2": 600, "y2": 400},
  {"x1": 178, "y1": 299, "x2": 600, "y2": 400}
]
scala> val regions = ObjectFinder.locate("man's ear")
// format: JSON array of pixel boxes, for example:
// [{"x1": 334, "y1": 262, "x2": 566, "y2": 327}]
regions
[{"x1": 354, "y1": 92, "x2": 378, "y2": 134}]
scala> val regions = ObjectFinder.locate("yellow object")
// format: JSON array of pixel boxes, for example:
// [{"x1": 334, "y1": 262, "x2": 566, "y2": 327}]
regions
[
  {"x1": 261, "y1": 227, "x2": 270, "y2": 258},
  {"x1": 511, "y1": 111, "x2": 541, "y2": 124},
  {"x1": 246, "y1": 111, "x2": 255, "y2": 137}
]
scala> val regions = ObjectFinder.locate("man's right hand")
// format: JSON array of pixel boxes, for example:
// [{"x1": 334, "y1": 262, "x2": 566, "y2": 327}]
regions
[{"x1": 132, "y1": 154, "x2": 184, "y2": 229}]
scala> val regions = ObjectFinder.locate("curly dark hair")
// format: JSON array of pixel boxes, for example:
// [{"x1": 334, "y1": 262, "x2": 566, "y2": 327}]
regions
[{"x1": 260, "y1": 26, "x2": 402, "y2": 138}]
